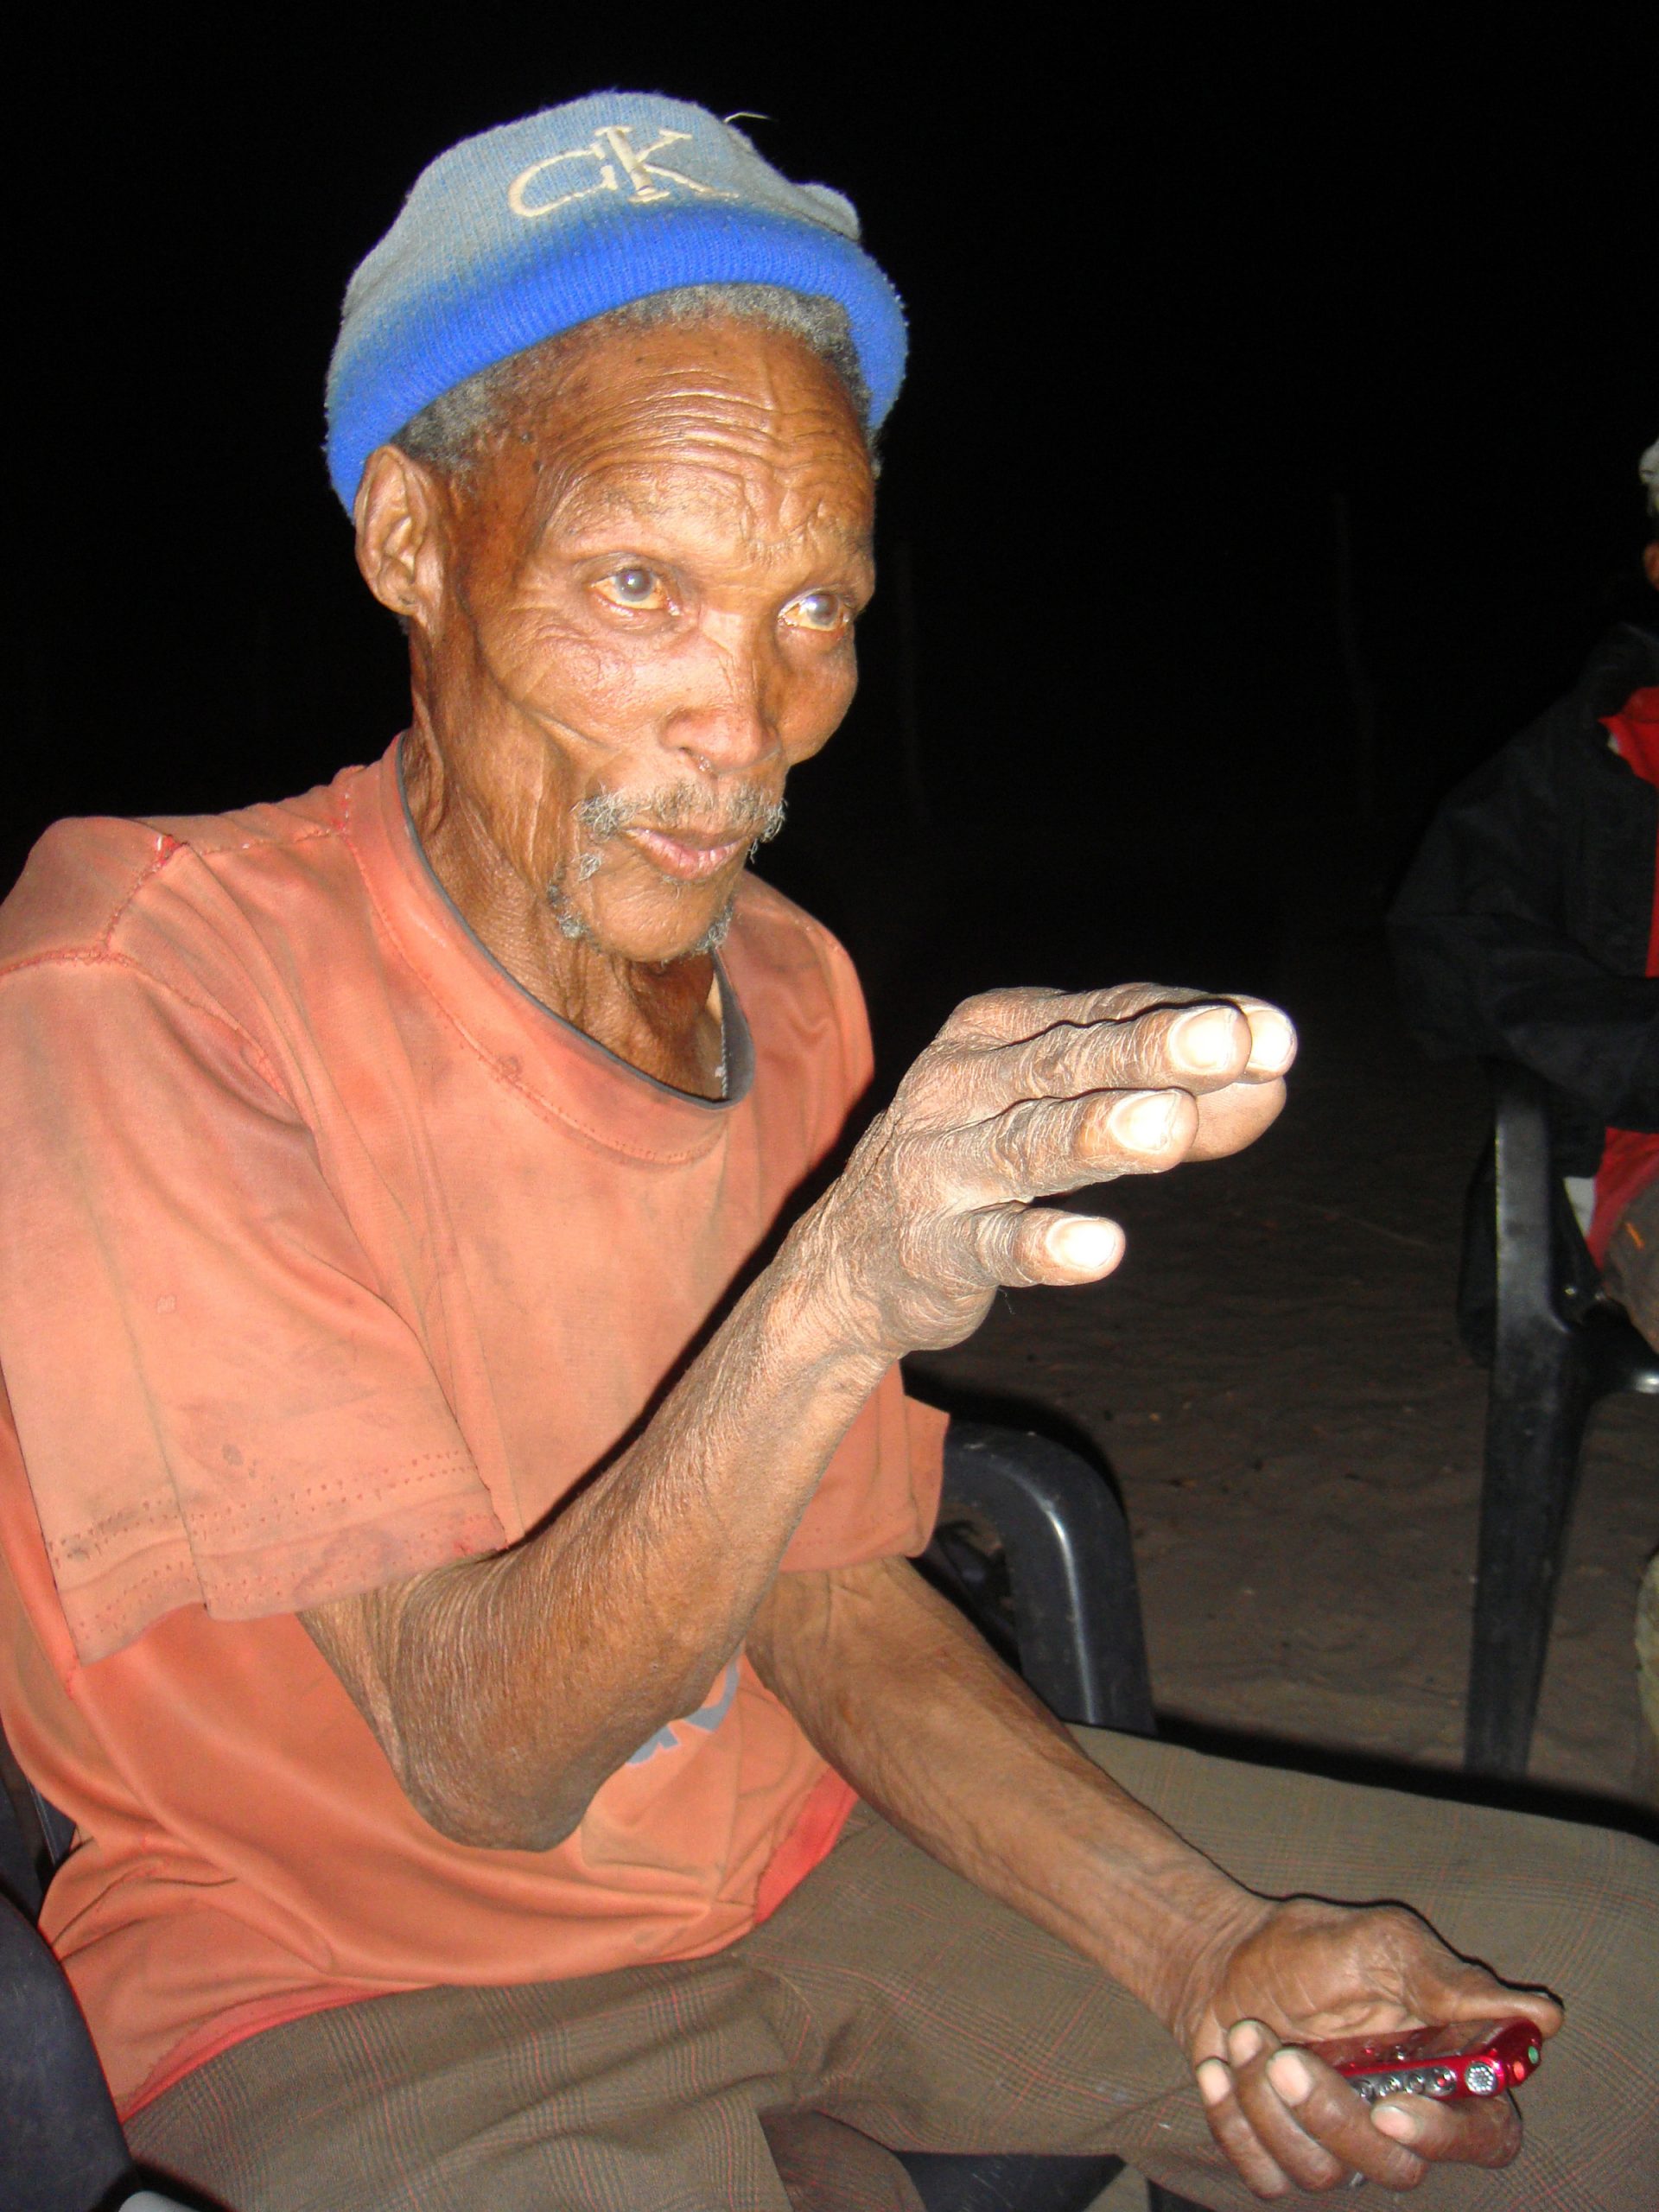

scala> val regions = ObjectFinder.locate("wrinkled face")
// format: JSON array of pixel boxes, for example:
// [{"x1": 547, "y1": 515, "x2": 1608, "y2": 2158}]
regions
[{"x1": 391, "y1": 316, "x2": 876, "y2": 966}]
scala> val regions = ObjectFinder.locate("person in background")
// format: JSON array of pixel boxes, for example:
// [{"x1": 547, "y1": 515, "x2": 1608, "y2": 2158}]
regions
[
  {"x1": 1390, "y1": 436, "x2": 1659, "y2": 1785},
  {"x1": 1390, "y1": 437, "x2": 1659, "y2": 1339}
]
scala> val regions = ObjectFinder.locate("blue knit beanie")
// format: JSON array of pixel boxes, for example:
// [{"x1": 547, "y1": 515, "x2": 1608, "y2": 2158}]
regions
[{"x1": 325, "y1": 92, "x2": 906, "y2": 512}]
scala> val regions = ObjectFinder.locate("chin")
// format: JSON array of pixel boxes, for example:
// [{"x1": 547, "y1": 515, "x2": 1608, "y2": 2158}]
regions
[{"x1": 561, "y1": 891, "x2": 737, "y2": 965}]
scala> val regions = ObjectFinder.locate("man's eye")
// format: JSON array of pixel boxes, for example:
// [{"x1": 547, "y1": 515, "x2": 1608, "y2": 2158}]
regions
[
  {"x1": 781, "y1": 590, "x2": 846, "y2": 634},
  {"x1": 596, "y1": 566, "x2": 668, "y2": 610}
]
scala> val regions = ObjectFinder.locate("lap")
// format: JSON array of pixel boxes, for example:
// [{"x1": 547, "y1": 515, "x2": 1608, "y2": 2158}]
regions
[
  {"x1": 746, "y1": 1731, "x2": 1659, "y2": 2208},
  {"x1": 129, "y1": 1732, "x2": 1659, "y2": 2212},
  {"x1": 127, "y1": 1956, "x2": 807, "y2": 2212}
]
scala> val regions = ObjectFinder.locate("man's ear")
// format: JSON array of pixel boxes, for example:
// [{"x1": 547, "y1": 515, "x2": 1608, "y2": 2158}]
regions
[
  {"x1": 1643, "y1": 539, "x2": 1659, "y2": 594},
  {"x1": 353, "y1": 446, "x2": 449, "y2": 627}
]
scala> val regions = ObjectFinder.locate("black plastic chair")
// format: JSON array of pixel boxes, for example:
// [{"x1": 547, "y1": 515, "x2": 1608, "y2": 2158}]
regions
[
  {"x1": 2, "y1": 1422, "x2": 1204, "y2": 2212},
  {"x1": 2, "y1": 1716, "x2": 139, "y2": 2212},
  {"x1": 1459, "y1": 1062, "x2": 1659, "y2": 1776}
]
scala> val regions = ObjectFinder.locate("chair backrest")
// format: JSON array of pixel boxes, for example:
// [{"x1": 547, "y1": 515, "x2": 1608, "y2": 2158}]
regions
[
  {"x1": 1, "y1": 1891, "x2": 134, "y2": 2212},
  {"x1": 933, "y1": 1421, "x2": 1155, "y2": 1733},
  {"x1": 3, "y1": 1709, "x2": 138, "y2": 2212},
  {"x1": 2, "y1": 1726, "x2": 73, "y2": 1919}
]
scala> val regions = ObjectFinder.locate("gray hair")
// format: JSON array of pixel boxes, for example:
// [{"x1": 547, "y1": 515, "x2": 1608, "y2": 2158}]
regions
[{"x1": 391, "y1": 283, "x2": 873, "y2": 480}]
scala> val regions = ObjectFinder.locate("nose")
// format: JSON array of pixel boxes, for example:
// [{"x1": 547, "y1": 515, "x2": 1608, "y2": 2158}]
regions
[{"x1": 661, "y1": 623, "x2": 784, "y2": 782}]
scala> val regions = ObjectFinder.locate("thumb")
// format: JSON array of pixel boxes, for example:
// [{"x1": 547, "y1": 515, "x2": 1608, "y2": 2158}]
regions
[{"x1": 1404, "y1": 1946, "x2": 1564, "y2": 2042}]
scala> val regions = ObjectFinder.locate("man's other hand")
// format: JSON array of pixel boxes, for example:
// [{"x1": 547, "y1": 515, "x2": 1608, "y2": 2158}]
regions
[
  {"x1": 1178, "y1": 1894, "x2": 1563, "y2": 2196},
  {"x1": 798, "y1": 982, "x2": 1296, "y2": 1357}
]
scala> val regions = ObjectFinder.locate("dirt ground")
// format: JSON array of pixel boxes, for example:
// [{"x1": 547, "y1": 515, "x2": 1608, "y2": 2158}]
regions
[
  {"x1": 901, "y1": 936, "x2": 1658, "y2": 2212},
  {"x1": 909, "y1": 935, "x2": 1658, "y2": 1801}
]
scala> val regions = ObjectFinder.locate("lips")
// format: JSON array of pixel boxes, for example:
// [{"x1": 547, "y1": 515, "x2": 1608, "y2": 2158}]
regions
[{"x1": 623, "y1": 824, "x2": 752, "y2": 883}]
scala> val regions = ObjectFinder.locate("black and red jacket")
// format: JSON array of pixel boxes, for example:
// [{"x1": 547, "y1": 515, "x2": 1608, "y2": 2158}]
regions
[{"x1": 1389, "y1": 621, "x2": 1659, "y2": 1254}]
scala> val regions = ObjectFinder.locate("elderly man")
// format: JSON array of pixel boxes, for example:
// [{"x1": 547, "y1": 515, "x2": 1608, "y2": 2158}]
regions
[{"x1": 0, "y1": 94, "x2": 1653, "y2": 2212}]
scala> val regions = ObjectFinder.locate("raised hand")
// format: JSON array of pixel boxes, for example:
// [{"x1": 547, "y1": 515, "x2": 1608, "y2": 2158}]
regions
[
  {"x1": 796, "y1": 982, "x2": 1296, "y2": 1357},
  {"x1": 1171, "y1": 1892, "x2": 1563, "y2": 2196}
]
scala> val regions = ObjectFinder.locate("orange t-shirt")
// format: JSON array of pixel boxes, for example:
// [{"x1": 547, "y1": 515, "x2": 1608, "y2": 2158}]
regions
[{"x1": 0, "y1": 744, "x2": 943, "y2": 2115}]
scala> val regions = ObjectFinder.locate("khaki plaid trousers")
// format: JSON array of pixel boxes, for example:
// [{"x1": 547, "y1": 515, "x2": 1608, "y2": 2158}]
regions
[{"x1": 129, "y1": 1731, "x2": 1659, "y2": 2212}]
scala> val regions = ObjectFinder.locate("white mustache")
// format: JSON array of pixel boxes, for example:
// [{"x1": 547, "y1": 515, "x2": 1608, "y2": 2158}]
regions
[{"x1": 572, "y1": 785, "x2": 786, "y2": 846}]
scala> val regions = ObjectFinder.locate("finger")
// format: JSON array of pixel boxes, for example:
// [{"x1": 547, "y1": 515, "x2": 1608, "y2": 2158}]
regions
[
  {"x1": 944, "y1": 982, "x2": 1209, "y2": 1047},
  {"x1": 956, "y1": 1205, "x2": 1126, "y2": 1288},
  {"x1": 950, "y1": 1087, "x2": 1202, "y2": 1203},
  {"x1": 950, "y1": 984, "x2": 1296, "y2": 1086},
  {"x1": 991, "y1": 1001, "x2": 1256, "y2": 1104},
  {"x1": 1185, "y1": 1076, "x2": 1288, "y2": 1162},
  {"x1": 928, "y1": 1092, "x2": 1192, "y2": 1210},
  {"x1": 1227, "y1": 2025, "x2": 1364, "y2": 2193},
  {"x1": 1196, "y1": 2057, "x2": 1294, "y2": 2200},
  {"x1": 1230, "y1": 995, "x2": 1299, "y2": 1080},
  {"x1": 1371, "y1": 2088, "x2": 1522, "y2": 2170},
  {"x1": 1260, "y1": 2047, "x2": 1427, "y2": 2189}
]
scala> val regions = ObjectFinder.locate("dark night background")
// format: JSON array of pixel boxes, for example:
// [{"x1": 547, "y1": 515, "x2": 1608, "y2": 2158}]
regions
[{"x1": 12, "y1": 11, "x2": 1656, "y2": 1076}]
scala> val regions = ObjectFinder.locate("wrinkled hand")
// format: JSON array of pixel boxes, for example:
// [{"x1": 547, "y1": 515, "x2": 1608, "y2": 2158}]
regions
[
  {"x1": 797, "y1": 982, "x2": 1295, "y2": 1357},
  {"x1": 1173, "y1": 1894, "x2": 1563, "y2": 2197}
]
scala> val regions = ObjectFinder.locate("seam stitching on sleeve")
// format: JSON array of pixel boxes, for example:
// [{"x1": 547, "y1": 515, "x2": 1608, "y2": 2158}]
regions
[{"x1": 0, "y1": 947, "x2": 292, "y2": 1103}]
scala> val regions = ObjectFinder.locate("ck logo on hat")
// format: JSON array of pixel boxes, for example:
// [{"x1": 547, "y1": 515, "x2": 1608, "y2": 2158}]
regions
[
  {"x1": 508, "y1": 124, "x2": 740, "y2": 221},
  {"x1": 326, "y1": 92, "x2": 906, "y2": 510}
]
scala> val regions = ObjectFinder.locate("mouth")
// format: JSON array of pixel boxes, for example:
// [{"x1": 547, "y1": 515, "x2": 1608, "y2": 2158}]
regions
[{"x1": 621, "y1": 824, "x2": 753, "y2": 883}]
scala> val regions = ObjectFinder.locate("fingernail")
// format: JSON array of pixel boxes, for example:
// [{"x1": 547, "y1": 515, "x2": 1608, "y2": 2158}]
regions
[
  {"x1": 1109, "y1": 1091, "x2": 1179, "y2": 1148},
  {"x1": 1372, "y1": 2102, "x2": 1421, "y2": 2143},
  {"x1": 1170, "y1": 1006, "x2": 1237, "y2": 1070},
  {"x1": 1267, "y1": 2050, "x2": 1312, "y2": 2105},
  {"x1": 1248, "y1": 1012, "x2": 1295, "y2": 1071},
  {"x1": 1227, "y1": 2020, "x2": 1265, "y2": 2065},
  {"x1": 1049, "y1": 1217, "x2": 1122, "y2": 1272},
  {"x1": 1196, "y1": 2059, "x2": 1231, "y2": 2107}
]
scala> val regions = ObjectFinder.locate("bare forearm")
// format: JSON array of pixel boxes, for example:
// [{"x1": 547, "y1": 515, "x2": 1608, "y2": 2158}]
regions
[
  {"x1": 307, "y1": 986, "x2": 1294, "y2": 1855},
  {"x1": 307, "y1": 1248, "x2": 886, "y2": 1848},
  {"x1": 748, "y1": 1556, "x2": 1265, "y2": 2030}
]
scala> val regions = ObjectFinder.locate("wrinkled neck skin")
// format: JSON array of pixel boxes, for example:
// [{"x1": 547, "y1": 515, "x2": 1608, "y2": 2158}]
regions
[
  {"x1": 402, "y1": 697, "x2": 723, "y2": 1099},
  {"x1": 376, "y1": 318, "x2": 875, "y2": 1102}
]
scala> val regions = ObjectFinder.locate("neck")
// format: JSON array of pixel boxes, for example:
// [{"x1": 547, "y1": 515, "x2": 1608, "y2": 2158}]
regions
[{"x1": 401, "y1": 725, "x2": 725, "y2": 1098}]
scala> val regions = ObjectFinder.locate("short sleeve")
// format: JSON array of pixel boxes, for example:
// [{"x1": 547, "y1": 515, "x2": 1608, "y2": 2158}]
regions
[{"x1": 0, "y1": 956, "x2": 505, "y2": 1662}]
